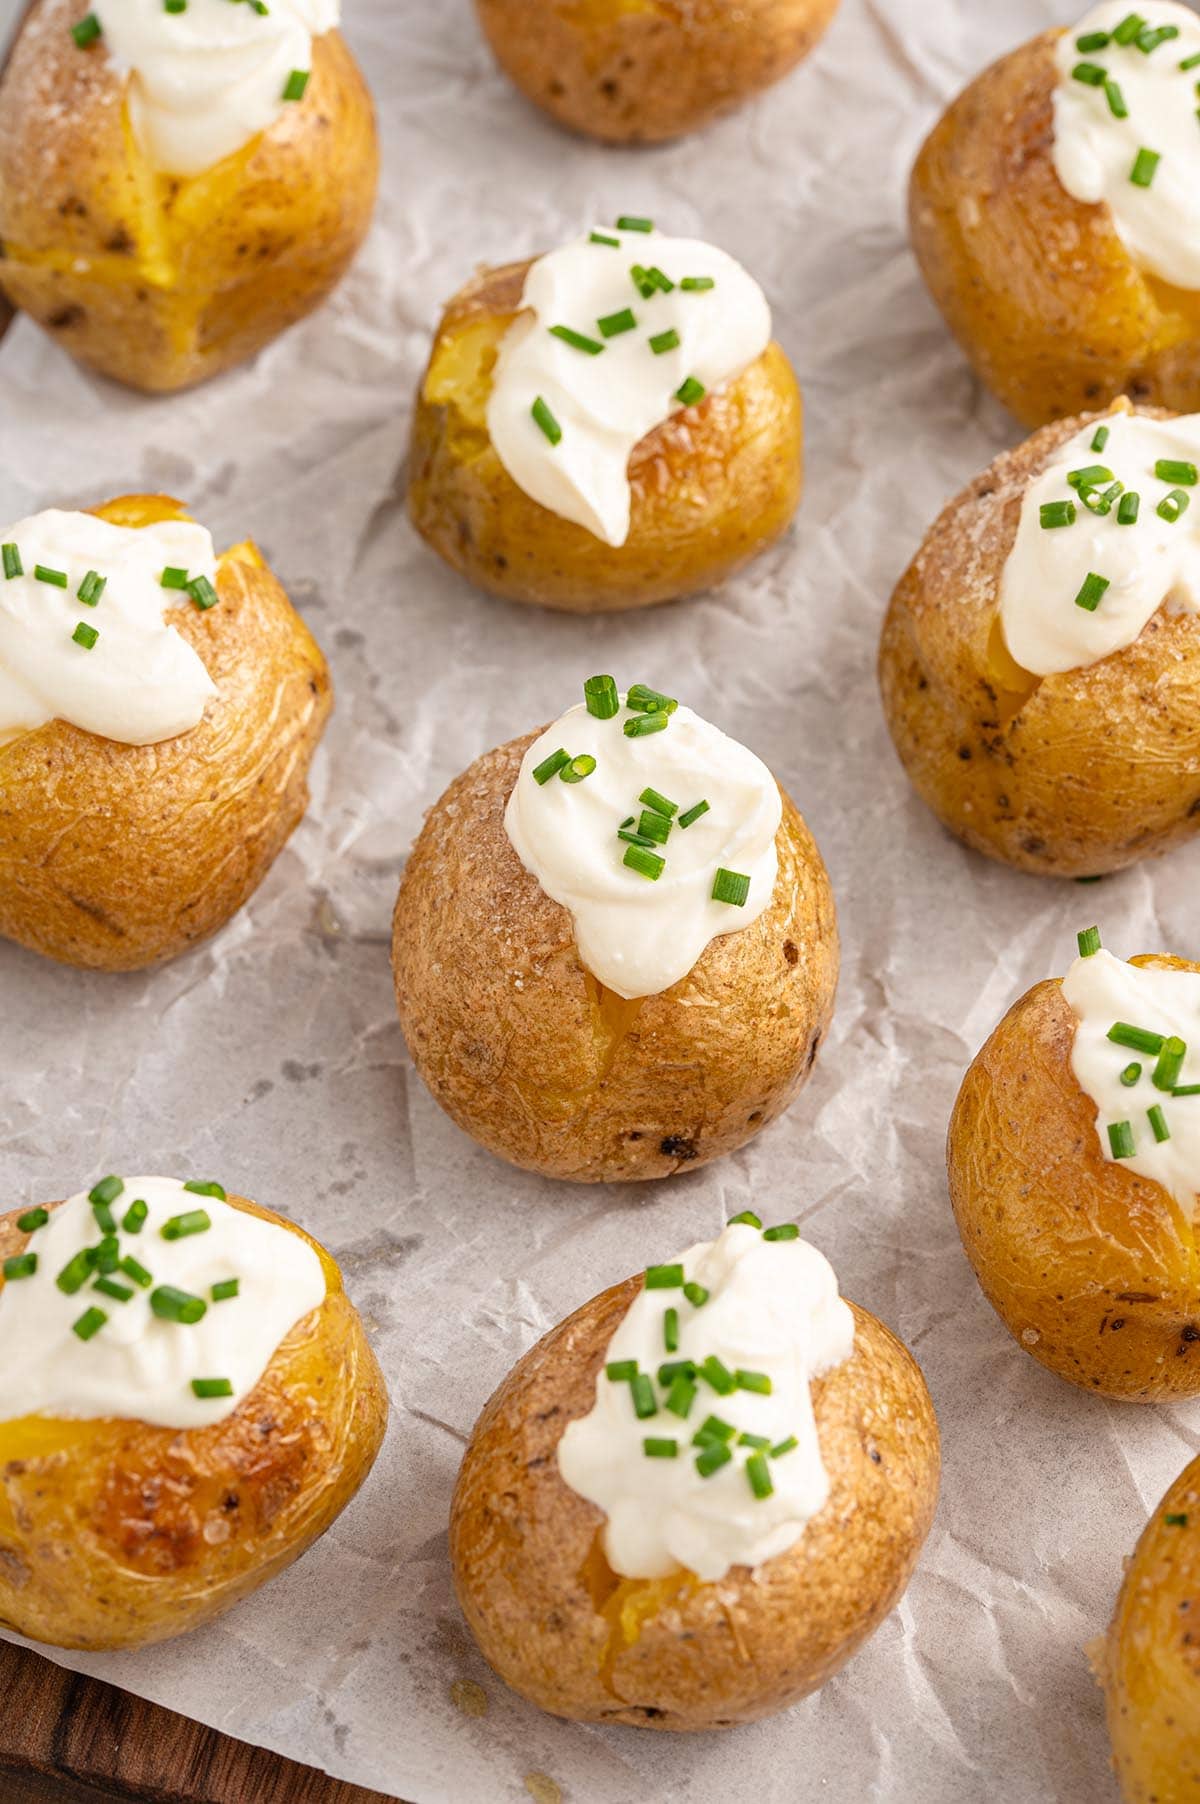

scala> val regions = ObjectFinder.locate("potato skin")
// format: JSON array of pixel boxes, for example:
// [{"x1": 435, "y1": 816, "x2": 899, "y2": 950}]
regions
[
  {"x1": 0, "y1": 1195, "x2": 388, "y2": 1652},
  {"x1": 473, "y1": 0, "x2": 839, "y2": 145},
  {"x1": 948, "y1": 957, "x2": 1200, "y2": 1401},
  {"x1": 391, "y1": 727, "x2": 838, "y2": 1183},
  {"x1": 1100, "y1": 1455, "x2": 1200, "y2": 1803},
  {"x1": 407, "y1": 260, "x2": 803, "y2": 614},
  {"x1": 0, "y1": 0, "x2": 379, "y2": 393},
  {"x1": 878, "y1": 408, "x2": 1200, "y2": 878},
  {"x1": 450, "y1": 1277, "x2": 939, "y2": 1728},
  {"x1": 0, "y1": 494, "x2": 332, "y2": 972},
  {"x1": 909, "y1": 31, "x2": 1200, "y2": 430}
]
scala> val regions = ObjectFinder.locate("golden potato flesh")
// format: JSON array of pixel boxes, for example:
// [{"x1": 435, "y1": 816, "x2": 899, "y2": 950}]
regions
[
  {"x1": 406, "y1": 260, "x2": 803, "y2": 613},
  {"x1": 0, "y1": 0, "x2": 379, "y2": 392},
  {"x1": 0, "y1": 1196, "x2": 387, "y2": 1652},
  {"x1": 948, "y1": 957, "x2": 1200, "y2": 1401},
  {"x1": 910, "y1": 31, "x2": 1200, "y2": 429},
  {"x1": 878, "y1": 409, "x2": 1200, "y2": 878},
  {"x1": 473, "y1": 0, "x2": 839, "y2": 145},
  {"x1": 0, "y1": 494, "x2": 332, "y2": 972},
  {"x1": 450, "y1": 1276, "x2": 939, "y2": 1729},
  {"x1": 1100, "y1": 1454, "x2": 1200, "y2": 1803},
  {"x1": 391, "y1": 728, "x2": 838, "y2": 1183}
]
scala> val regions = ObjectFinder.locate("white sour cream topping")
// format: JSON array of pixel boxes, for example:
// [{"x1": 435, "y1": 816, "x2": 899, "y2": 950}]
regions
[
  {"x1": 0, "y1": 510, "x2": 217, "y2": 748},
  {"x1": 1063, "y1": 948, "x2": 1200, "y2": 1208},
  {"x1": 1053, "y1": 2, "x2": 1200, "y2": 292},
  {"x1": 0, "y1": 1178, "x2": 327, "y2": 1429},
  {"x1": 486, "y1": 229, "x2": 772, "y2": 547},
  {"x1": 999, "y1": 410, "x2": 1200, "y2": 675},
  {"x1": 504, "y1": 695, "x2": 781, "y2": 1000},
  {"x1": 557, "y1": 1222, "x2": 855, "y2": 1583},
  {"x1": 92, "y1": 0, "x2": 339, "y2": 177}
]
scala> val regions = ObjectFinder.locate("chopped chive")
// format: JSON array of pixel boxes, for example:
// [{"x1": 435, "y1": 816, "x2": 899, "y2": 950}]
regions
[
  {"x1": 1108, "y1": 1022, "x2": 1166, "y2": 1054},
  {"x1": 630, "y1": 1373, "x2": 657, "y2": 1419},
  {"x1": 1148, "y1": 1103, "x2": 1171, "y2": 1143},
  {"x1": 589, "y1": 231, "x2": 620, "y2": 247},
  {"x1": 1131, "y1": 148, "x2": 1160, "y2": 188},
  {"x1": 643, "y1": 1437, "x2": 678, "y2": 1458},
  {"x1": 1165, "y1": 1510, "x2": 1190, "y2": 1525},
  {"x1": 700, "y1": 1354, "x2": 736, "y2": 1395},
  {"x1": 645, "y1": 1262, "x2": 684, "y2": 1289},
  {"x1": 637, "y1": 808, "x2": 672, "y2": 844},
  {"x1": 72, "y1": 622, "x2": 98, "y2": 650},
  {"x1": 675, "y1": 375, "x2": 706, "y2": 406},
  {"x1": 735, "y1": 1368, "x2": 773, "y2": 1395},
  {"x1": 160, "y1": 566, "x2": 190, "y2": 590},
  {"x1": 1137, "y1": 23, "x2": 1179, "y2": 51},
  {"x1": 630, "y1": 264, "x2": 656, "y2": 300},
  {"x1": 763, "y1": 1223, "x2": 800, "y2": 1241},
  {"x1": 623, "y1": 844, "x2": 665, "y2": 881},
  {"x1": 92, "y1": 1199, "x2": 117, "y2": 1234},
  {"x1": 549, "y1": 324, "x2": 605, "y2": 356},
  {"x1": 533, "y1": 747, "x2": 570, "y2": 784},
  {"x1": 663, "y1": 1307, "x2": 679, "y2": 1353},
  {"x1": 71, "y1": 11, "x2": 102, "y2": 45},
  {"x1": 639, "y1": 786, "x2": 677, "y2": 817},
  {"x1": 771, "y1": 1434, "x2": 799, "y2": 1458},
  {"x1": 1108, "y1": 1120, "x2": 1136, "y2": 1159},
  {"x1": 3, "y1": 1253, "x2": 37, "y2": 1280},
  {"x1": 1153, "y1": 1036, "x2": 1187, "y2": 1091},
  {"x1": 1071, "y1": 61, "x2": 1108, "y2": 86},
  {"x1": 1173, "y1": 1083, "x2": 1200, "y2": 1096},
  {"x1": 1077, "y1": 31, "x2": 1111, "y2": 52},
  {"x1": 665, "y1": 1374, "x2": 696, "y2": 1417},
  {"x1": 150, "y1": 1284, "x2": 207, "y2": 1324},
  {"x1": 531, "y1": 397, "x2": 562, "y2": 445},
  {"x1": 1067, "y1": 464, "x2": 1113, "y2": 490},
  {"x1": 1, "y1": 544, "x2": 21, "y2": 579},
  {"x1": 683, "y1": 1281, "x2": 708, "y2": 1307},
  {"x1": 93, "y1": 1236, "x2": 119, "y2": 1274},
  {"x1": 1118, "y1": 491, "x2": 1141, "y2": 524},
  {"x1": 1113, "y1": 13, "x2": 1146, "y2": 46},
  {"x1": 649, "y1": 328, "x2": 680, "y2": 355},
  {"x1": 623, "y1": 712, "x2": 669, "y2": 740},
  {"x1": 282, "y1": 68, "x2": 310, "y2": 101},
  {"x1": 680, "y1": 276, "x2": 715, "y2": 291},
  {"x1": 87, "y1": 1175, "x2": 125, "y2": 1208},
  {"x1": 657, "y1": 1359, "x2": 697, "y2": 1386},
  {"x1": 73, "y1": 1305, "x2": 107, "y2": 1340},
  {"x1": 183, "y1": 1180, "x2": 227, "y2": 1199},
  {"x1": 1156, "y1": 459, "x2": 1198, "y2": 486},
  {"x1": 617, "y1": 829, "x2": 658, "y2": 849},
  {"x1": 122, "y1": 1198, "x2": 148, "y2": 1233},
  {"x1": 56, "y1": 1250, "x2": 94, "y2": 1295},
  {"x1": 165, "y1": 0, "x2": 187, "y2": 12},
  {"x1": 739, "y1": 1432, "x2": 772, "y2": 1450},
  {"x1": 120, "y1": 1256, "x2": 153, "y2": 1288},
  {"x1": 35, "y1": 564, "x2": 68, "y2": 587},
  {"x1": 1105, "y1": 78, "x2": 1129, "y2": 117},
  {"x1": 746, "y1": 1452, "x2": 774, "y2": 1500},
  {"x1": 1077, "y1": 926, "x2": 1102, "y2": 958},
  {"x1": 695, "y1": 1441, "x2": 732, "y2": 1477},
  {"x1": 161, "y1": 1209, "x2": 212, "y2": 1241},
  {"x1": 1159, "y1": 488, "x2": 1190, "y2": 522},
  {"x1": 678, "y1": 799, "x2": 710, "y2": 829},
  {"x1": 694, "y1": 1414, "x2": 736, "y2": 1444},
  {"x1": 584, "y1": 674, "x2": 619, "y2": 718},
  {"x1": 1040, "y1": 500, "x2": 1076, "y2": 529},
  {"x1": 94, "y1": 1275, "x2": 133, "y2": 1302},
  {"x1": 1182, "y1": 51, "x2": 1200, "y2": 70},
  {"x1": 712, "y1": 868, "x2": 751, "y2": 906},
  {"x1": 1090, "y1": 426, "x2": 1110, "y2": 453},
  {"x1": 1074, "y1": 572, "x2": 1110, "y2": 613},
  {"x1": 626, "y1": 683, "x2": 677, "y2": 715},
  {"x1": 560, "y1": 754, "x2": 596, "y2": 784},
  {"x1": 1121, "y1": 1062, "x2": 1143, "y2": 1086},
  {"x1": 616, "y1": 215, "x2": 653, "y2": 232},
  {"x1": 211, "y1": 1278, "x2": 239, "y2": 1303},
  {"x1": 645, "y1": 266, "x2": 674, "y2": 292},
  {"x1": 192, "y1": 1377, "x2": 235, "y2": 1398},
  {"x1": 606, "y1": 1359, "x2": 638, "y2": 1382},
  {"x1": 16, "y1": 1208, "x2": 48, "y2": 1233},
  {"x1": 1082, "y1": 480, "x2": 1123, "y2": 516},
  {"x1": 597, "y1": 308, "x2": 637, "y2": 339},
  {"x1": 77, "y1": 569, "x2": 106, "y2": 607},
  {"x1": 729, "y1": 1210, "x2": 763, "y2": 1227}
]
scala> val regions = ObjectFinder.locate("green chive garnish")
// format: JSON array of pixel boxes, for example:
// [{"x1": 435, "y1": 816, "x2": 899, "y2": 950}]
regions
[
  {"x1": 1040, "y1": 500, "x2": 1076, "y2": 529},
  {"x1": 630, "y1": 264, "x2": 656, "y2": 299},
  {"x1": 1148, "y1": 1104, "x2": 1171, "y2": 1143},
  {"x1": 77, "y1": 569, "x2": 106, "y2": 607},
  {"x1": 735, "y1": 1368, "x2": 773, "y2": 1395},
  {"x1": 161, "y1": 566, "x2": 190, "y2": 590},
  {"x1": 16, "y1": 1208, "x2": 48, "y2": 1233},
  {"x1": 624, "y1": 844, "x2": 665, "y2": 881},
  {"x1": 746, "y1": 1452, "x2": 774, "y2": 1500},
  {"x1": 639, "y1": 786, "x2": 677, "y2": 817},
  {"x1": 645, "y1": 1262, "x2": 684, "y2": 1289},
  {"x1": 617, "y1": 829, "x2": 658, "y2": 849},
  {"x1": 1090, "y1": 426, "x2": 1110, "y2": 453},
  {"x1": 729, "y1": 1210, "x2": 762, "y2": 1227},
  {"x1": 188, "y1": 573, "x2": 219, "y2": 610},
  {"x1": 92, "y1": 1199, "x2": 117, "y2": 1234},
  {"x1": 771, "y1": 1434, "x2": 799, "y2": 1457},
  {"x1": 584, "y1": 674, "x2": 619, "y2": 718},
  {"x1": 1077, "y1": 926, "x2": 1101, "y2": 958},
  {"x1": 533, "y1": 747, "x2": 571, "y2": 784},
  {"x1": 1068, "y1": 465, "x2": 1113, "y2": 490},
  {"x1": 1153, "y1": 1036, "x2": 1187, "y2": 1091},
  {"x1": 680, "y1": 276, "x2": 715, "y2": 291},
  {"x1": 56, "y1": 1249, "x2": 94, "y2": 1295},
  {"x1": 1074, "y1": 572, "x2": 1110, "y2": 613},
  {"x1": 1181, "y1": 51, "x2": 1200, "y2": 70},
  {"x1": 71, "y1": 12, "x2": 102, "y2": 45},
  {"x1": 665, "y1": 1374, "x2": 696, "y2": 1417},
  {"x1": 643, "y1": 1437, "x2": 677, "y2": 1458},
  {"x1": 1077, "y1": 31, "x2": 1111, "y2": 52},
  {"x1": 560, "y1": 754, "x2": 596, "y2": 784},
  {"x1": 93, "y1": 1236, "x2": 119, "y2": 1274},
  {"x1": 150, "y1": 1284, "x2": 207, "y2": 1324},
  {"x1": 1113, "y1": 13, "x2": 1146, "y2": 46},
  {"x1": 120, "y1": 1256, "x2": 153, "y2": 1288},
  {"x1": 1118, "y1": 491, "x2": 1141, "y2": 524},
  {"x1": 1108, "y1": 1120, "x2": 1136, "y2": 1159},
  {"x1": 623, "y1": 713, "x2": 669, "y2": 739},
  {"x1": 1, "y1": 544, "x2": 21, "y2": 579},
  {"x1": 763, "y1": 1223, "x2": 800, "y2": 1241},
  {"x1": 191, "y1": 1376, "x2": 235, "y2": 1398},
  {"x1": 89, "y1": 1176, "x2": 123, "y2": 1208},
  {"x1": 675, "y1": 376, "x2": 706, "y2": 406},
  {"x1": 73, "y1": 1305, "x2": 107, "y2": 1340},
  {"x1": 1081, "y1": 480, "x2": 1123, "y2": 516},
  {"x1": 1165, "y1": 1511, "x2": 1190, "y2": 1525},
  {"x1": 1159, "y1": 488, "x2": 1190, "y2": 522},
  {"x1": 1156, "y1": 459, "x2": 1198, "y2": 486},
  {"x1": 606, "y1": 1359, "x2": 638, "y2": 1382},
  {"x1": 1108, "y1": 1022, "x2": 1165, "y2": 1054},
  {"x1": 161, "y1": 1209, "x2": 212, "y2": 1241},
  {"x1": 1137, "y1": 23, "x2": 1179, "y2": 51},
  {"x1": 658, "y1": 1360, "x2": 696, "y2": 1386},
  {"x1": 165, "y1": 0, "x2": 187, "y2": 13},
  {"x1": 1173, "y1": 1083, "x2": 1200, "y2": 1096},
  {"x1": 683, "y1": 1281, "x2": 708, "y2": 1307},
  {"x1": 637, "y1": 809, "x2": 672, "y2": 845},
  {"x1": 1105, "y1": 78, "x2": 1128, "y2": 117},
  {"x1": 1072, "y1": 61, "x2": 1108, "y2": 85},
  {"x1": 122, "y1": 1198, "x2": 148, "y2": 1233},
  {"x1": 616, "y1": 216, "x2": 653, "y2": 232},
  {"x1": 208, "y1": 1278, "x2": 238, "y2": 1304},
  {"x1": 678, "y1": 800, "x2": 709, "y2": 828},
  {"x1": 694, "y1": 1415, "x2": 736, "y2": 1444},
  {"x1": 700, "y1": 1354, "x2": 736, "y2": 1395},
  {"x1": 72, "y1": 622, "x2": 98, "y2": 649},
  {"x1": 695, "y1": 1442, "x2": 732, "y2": 1477},
  {"x1": 35, "y1": 565, "x2": 68, "y2": 587},
  {"x1": 597, "y1": 308, "x2": 637, "y2": 339},
  {"x1": 589, "y1": 231, "x2": 620, "y2": 247},
  {"x1": 1120, "y1": 1063, "x2": 1142, "y2": 1086},
  {"x1": 531, "y1": 396, "x2": 562, "y2": 445},
  {"x1": 183, "y1": 1179, "x2": 225, "y2": 1199},
  {"x1": 739, "y1": 1432, "x2": 772, "y2": 1450},
  {"x1": 282, "y1": 68, "x2": 310, "y2": 101},
  {"x1": 630, "y1": 1373, "x2": 657, "y2": 1419},
  {"x1": 626, "y1": 683, "x2": 677, "y2": 715},
  {"x1": 549, "y1": 324, "x2": 605, "y2": 356},
  {"x1": 3, "y1": 1253, "x2": 36, "y2": 1280},
  {"x1": 1131, "y1": 148, "x2": 1160, "y2": 188},
  {"x1": 94, "y1": 1275, "x2": 133, "y2": 1302},
  {"x1": 712, "y1": 868, "x2": 750, "y2": 906},
  {"x1": 649, "y1": 328, "x2": 680, "y2": 355},
  {"x1": 663, "y1": 1307, "x2": 679, "y2": 1353}
]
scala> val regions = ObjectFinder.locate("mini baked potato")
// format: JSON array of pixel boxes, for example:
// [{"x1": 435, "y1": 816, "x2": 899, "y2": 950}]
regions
[
  {"x1": 0, "y1": 493, "x2": 332, "y2": 971},
  {"x1": 0, "y1": 1190, "x2": 387, "y2": 1651},
  {"x1": 450, "y1": 1266, "x2": 939, "y2": 1728},
  {"x1": 878, "y1": 408, "x2": 1200, "y2": 878},
  {"x1": 391, "y1": 718, "x2": 838, "y2": 1183},
  {"x1": 0, "y1": 0, "x2": 379, "y2": 392},
  {"x1": 1098, "y1": 1454, "x2": 1200, "y2": 1802},
  {"x1": 909, "y1": 25, "x2": 1200, "y2": 428},
  {"x1": 473, "y1": 0, "x2": 840, "y2": 145},
  {"x1": 407, "y1": 258, "x2": 803, "y2": 614},
  {"x1": 948, "y1": 953, "x2": 1200, "y2": 1401}
]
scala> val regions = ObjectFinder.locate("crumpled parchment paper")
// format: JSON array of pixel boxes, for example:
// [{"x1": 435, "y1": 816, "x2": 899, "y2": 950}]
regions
[{"x1": 2, "y1": 0, "x2": 1198, "y2": 1797}]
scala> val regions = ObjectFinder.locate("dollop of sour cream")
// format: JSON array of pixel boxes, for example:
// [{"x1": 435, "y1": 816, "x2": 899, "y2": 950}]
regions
[
  {"x1": 557, "y1": 1221, "x2": 855, "y2": 1583},
  {"x1": 999, "y1": 409, "x2": 1200, "y2": 674},
  {"x1": 0, "y1": 1177, "x2": 327, "y2": 1430},
  {"x1": 91, "y1": 0, "x2": 339, "y2": 177},
  {"x1": 504, "y1": 691, "x2": 781, "y2": 1000},
  {"x1": 1063, "y1": 947, "x2": 1200, "y2": 1208},
  {"x1": 487, "y1": 227, "x2": 772, "y2": 547},
  {"x1": 0, "y1": 510, "x2": 218, "y2": 748},
  {"x1": 1053, "y1": 2, "x2": 1200, "y2": 292}
]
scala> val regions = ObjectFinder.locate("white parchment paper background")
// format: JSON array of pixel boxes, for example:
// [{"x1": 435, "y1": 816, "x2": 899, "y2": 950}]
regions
[{"x1": 2, "y1": 0, "x2": 1199, "y2": 1797}]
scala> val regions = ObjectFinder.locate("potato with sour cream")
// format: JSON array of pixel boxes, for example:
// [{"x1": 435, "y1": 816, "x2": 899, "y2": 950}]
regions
[
  {"x1": 948, "y1": 931, "x2": 1200, "y2": 1400},
  {"x1": 0, "y1": 1175, "x2": 387, "y2": 1650},
  {"x1": 450, "y1": 1218, "x2": 939, "y2": 1728},
  {"x1": 407, "y1": 223, "x2": 803, "y2": 613},
  {"x1": 391, "y1": 676, "x2": 838, "y2": 1182},
  {"x1": 878, "y1": 402, "x2": 1200, "y2": 877}
]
